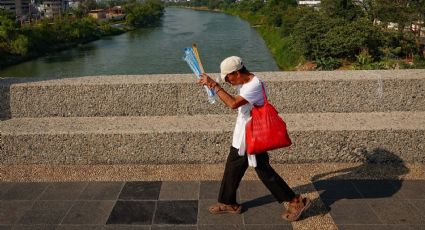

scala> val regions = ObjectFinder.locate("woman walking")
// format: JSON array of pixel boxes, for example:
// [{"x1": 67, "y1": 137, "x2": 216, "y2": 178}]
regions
[{"x1": 198, "y1": 56, "x2": 311, "y2": 222}]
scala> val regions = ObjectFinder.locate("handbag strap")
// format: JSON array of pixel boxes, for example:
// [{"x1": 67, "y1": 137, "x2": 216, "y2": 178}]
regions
[{"x1": 260, "y1": 81, "x2": 268, "y2": 103}]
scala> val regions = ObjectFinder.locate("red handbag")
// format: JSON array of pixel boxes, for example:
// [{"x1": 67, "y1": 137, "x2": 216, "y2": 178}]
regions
[{"x1": 245, "y1": 82, "x2": 292, "y2": 155}]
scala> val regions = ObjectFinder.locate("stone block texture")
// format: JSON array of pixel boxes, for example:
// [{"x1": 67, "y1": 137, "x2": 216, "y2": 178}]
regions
[
  {"x1": 0, "y1": 70, "x2": 424, "y2": 119},
  {"x1": 1, "y1": 70, "x2": 424, "y2": 164}
]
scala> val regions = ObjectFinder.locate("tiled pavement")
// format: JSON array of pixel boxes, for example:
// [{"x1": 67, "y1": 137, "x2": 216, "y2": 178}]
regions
[{"x1": 0, "y1": 180, "x2": 424, "y2": 230}]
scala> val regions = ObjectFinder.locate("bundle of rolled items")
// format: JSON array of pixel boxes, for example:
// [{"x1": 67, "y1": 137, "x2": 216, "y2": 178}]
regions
[{"x1": 183, "y1": 44, "x2": 216, "y2": 104}]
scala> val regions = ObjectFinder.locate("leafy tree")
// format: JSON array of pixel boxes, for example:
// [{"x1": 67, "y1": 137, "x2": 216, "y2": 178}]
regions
[
  {"x1": 320, "y1": 17, "x2": 384, "y2": 59},
  {"x1": 293, "y1": 11, "x2": 341, "y2": 60},
  {"x1": 189, "y1": 0, "x2": 209, "y2": 7},
  {"x1": 71, "y1": 0, "x2": 102, "y2": 18},
  {"x1": 0, "y1": 9, "x2": 16, "y2": 42},
  {"x1": 124, "y1": 0, "x2": 164, "y2": 27},
  {"x1": 321, "y1": 0, "x2": 364, "y2": 20},
  {"x1": 262, "y1": 1, "x2": 286, "y2": 27},
  {"x1": 293, "y1": 9, "x2": 384, "y2": 61},
  {"x1": 70, "y1": 17, "x2": 100, "y2": 40},
  {"x1": 71, "y1": 5, "x2": 88, "y2": 18},
  {"x1": 235, "y1": 0, "x2": 264, "y2": 12},
  {"x1": 373, "y1": 0, "x2": 412, "y2": 33},
  {"x1": 265, "y1": 0, "x2": 297, "y2": 8},
  {"x1": 105, "y1": 0, "x2": 128, "y2": 7},
  {"x1": 216, "y1": 0, "x2": 425, "y2": 68},
  {"x1": 84, "y1": 0, "x2": 99, "y2": 11},
  {"x1": 248, "y1": 0, "x2": 265, "y2": 12},
  {"x1": 219, "y1": 0, "x2": 237, "y2": 9},
  {"x1": 0, "y1": 9, "x2": 18, "y2": 57},
  {"x1": 10, "y1": 34, "x2": 29, "y2": 55},
  {"x1": 408, "y1": 0, "x2": 425, "y2": 55},
  {"x1": 280, "y1": 6, "x2": 314, "y2": 36},
  {"x1": 371, "y1": 0, "x2": 423, "y2": 56},
  {"x1": 208, "y1": 0, "x2": 221, "y2": 9},
  {"x1": 354, "y1": 0, "x2": 378, "y2": 22}
]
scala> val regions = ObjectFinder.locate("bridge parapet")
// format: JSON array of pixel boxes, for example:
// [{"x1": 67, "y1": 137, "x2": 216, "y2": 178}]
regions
[
  {"x1": 1, "y1": 70, "x2": 424, "y2": 165},
  {"x1": 1, "y1": 70, "x2": 424, "y2": 119}
]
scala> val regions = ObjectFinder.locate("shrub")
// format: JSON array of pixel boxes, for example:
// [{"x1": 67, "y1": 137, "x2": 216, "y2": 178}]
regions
[
  {"x1": 315, "y1": 57, "x2": 341, "y2": 70},
  {"x1": 10, "y1": 34, "x2": 29, "y2": 55}
]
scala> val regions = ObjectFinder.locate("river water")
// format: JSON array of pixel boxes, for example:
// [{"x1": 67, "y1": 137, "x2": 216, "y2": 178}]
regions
[{"x1": 0, "y1": 8, "x2": 278, "y2": 78}]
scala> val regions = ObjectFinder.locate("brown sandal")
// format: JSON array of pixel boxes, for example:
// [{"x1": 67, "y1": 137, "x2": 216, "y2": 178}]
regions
[
  {"x1": 208, "y1": 203, "x2": 242, "y2": 214},
  {"x1": 282, "y1": 195, "x2": 311, "y2": 222}
]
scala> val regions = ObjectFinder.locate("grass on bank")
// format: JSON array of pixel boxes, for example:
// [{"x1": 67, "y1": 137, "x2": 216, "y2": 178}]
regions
[{"x1": 223, "y1": 8, "x2": 303, "y2": 71}]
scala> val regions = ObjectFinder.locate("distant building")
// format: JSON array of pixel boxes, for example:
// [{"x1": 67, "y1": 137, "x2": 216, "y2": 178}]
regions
[
  {"x1": 42, "y1": 0, "x2": 69, "y2": 18},
  {"x1": 411, "y1": 21, "x2": 425, "y2": 38},
  {"x1": 106, "y1": 6, "x2": 125, "y2": 21},
  {"x1": 0, "y1": 0, "x2": 17, "y2": 13},
  {"x1": 297, "y1": 0, "x2": 321, "y2": 7},
  {"x1": 297, "y1": 0, "x2": 366, "y2": 7},
  {"x1": 68, "y1": 0, "x2": 83, "y2": 9},
  {"x1": 296, "y1": 0, "x2": 365, "y2": 7},
  {"x1": 0, "y1": 0, "x2": 31, "y2": 17},
  {"x1": 88, "y1": 8, "x2": 106, "y2": 19}
]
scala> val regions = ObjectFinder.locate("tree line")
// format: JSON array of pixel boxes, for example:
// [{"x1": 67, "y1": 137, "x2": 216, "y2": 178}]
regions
[
  {"x1": 169, "y1": 0, "x2": 425, "y2": 70},
  {"x1": 0, "y1": 0, "x2": 164, "y2": 70}
]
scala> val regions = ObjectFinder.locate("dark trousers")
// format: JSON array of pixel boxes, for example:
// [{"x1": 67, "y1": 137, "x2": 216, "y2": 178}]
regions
[{"x1": 218, "y1": 146, "x2": 296, "y2": 204}]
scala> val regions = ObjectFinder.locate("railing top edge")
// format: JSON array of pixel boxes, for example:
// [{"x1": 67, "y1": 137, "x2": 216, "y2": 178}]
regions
[{"x1": 1, "y1": 70, "x2": 425, "y2": 86}]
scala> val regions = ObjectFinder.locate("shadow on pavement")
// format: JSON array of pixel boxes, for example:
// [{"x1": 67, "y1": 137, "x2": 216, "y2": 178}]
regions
[
  {"x1": 293, "y1": 148, "x2": 409, "y2": 220},
  {"x1": 241, "y1": 194, "x2": 276, "y2": 211},
  {"x1": 240, "y1": 148, "x2": 409, "y2": 215}
]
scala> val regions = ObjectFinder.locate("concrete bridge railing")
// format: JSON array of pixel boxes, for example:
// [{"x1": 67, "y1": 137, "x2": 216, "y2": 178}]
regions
[
  {"x1": 0, "y1": 70, "x2": 424, "y2": 165},
  {"x1": 1, "y1": 70, "x2": 424, "y2": 119}
]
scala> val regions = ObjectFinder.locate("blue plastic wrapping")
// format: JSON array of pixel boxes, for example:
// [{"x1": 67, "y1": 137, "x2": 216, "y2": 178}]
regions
[{"x1": 183, "y1": 47, "x2": 216, "y2": 104}]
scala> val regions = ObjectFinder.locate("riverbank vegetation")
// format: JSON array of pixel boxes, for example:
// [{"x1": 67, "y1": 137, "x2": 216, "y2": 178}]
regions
[
  {"x1": 0, "y1": 0, "x2": 164, "y2": 69},
  {"x1": 170, "y1": 0, "x2": 425, "y2": 71}
]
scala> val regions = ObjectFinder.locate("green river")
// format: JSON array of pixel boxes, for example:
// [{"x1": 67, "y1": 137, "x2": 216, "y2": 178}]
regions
[{"x1": 0, "y1": 8, "x2": 278, "y2": 78}]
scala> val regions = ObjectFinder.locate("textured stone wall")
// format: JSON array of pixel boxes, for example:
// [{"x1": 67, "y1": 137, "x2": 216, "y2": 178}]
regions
[
  {"x1": 0, "y1": 70, "x2": 424, "y2": 164},
  {"x1": 0, "y1": 70, "x2": 424, "y2": 119}
]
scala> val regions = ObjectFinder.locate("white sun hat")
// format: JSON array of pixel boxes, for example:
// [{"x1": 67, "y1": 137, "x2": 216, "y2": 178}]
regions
[{"x1": 220, "y1": 56, "x2": 243, "y2": 82}]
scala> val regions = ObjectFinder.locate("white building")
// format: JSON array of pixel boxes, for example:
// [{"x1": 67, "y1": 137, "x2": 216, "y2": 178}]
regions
[
  {"x1": 297, "y1": 0, "x2": 321, "y2": 7},
  {"x1": 297, "y1": 0, "x2": 365, "y2": 7},
  {"x1": 68, "y1": 0, "x2": 82, "y2": 9},
  {"x1": 41, "y1": 0, "x2": 68, "y2": 18}
]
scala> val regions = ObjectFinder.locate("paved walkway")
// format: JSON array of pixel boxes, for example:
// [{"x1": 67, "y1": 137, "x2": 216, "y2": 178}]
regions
[{"x1": 0, "y1": 179, "x2": 424, "y2": 230}]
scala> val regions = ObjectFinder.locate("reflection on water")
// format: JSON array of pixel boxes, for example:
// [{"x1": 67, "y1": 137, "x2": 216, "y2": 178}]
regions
[
  {"x1": 44, "y1": 44, "x2": 97, "y2": 63},
  {"x1": 0, "y1": 8, "x2": 278, "y2": 78}
]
